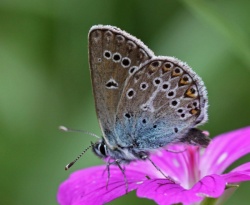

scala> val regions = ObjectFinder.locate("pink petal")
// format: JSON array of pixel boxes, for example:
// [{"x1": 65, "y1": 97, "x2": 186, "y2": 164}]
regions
[
  {"x1": 57, "y1": 165, "x2": 153, "y2": 205},
  {"x1": 137, "y1": 174, "x2": 225, "y2": 205},
  {"x1": 149, "y1": 145, "x2": 199, "y2": 188},
  {"x1": 200, "y1": 127, "x2": 250, "y2": 176},
  {"x1": 222, "y1": 162, "x2": 250, "y2": 183}
]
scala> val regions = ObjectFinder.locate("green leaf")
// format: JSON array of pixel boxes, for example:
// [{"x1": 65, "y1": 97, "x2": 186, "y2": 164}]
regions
[
  {"x1": 201, "y1": 197, "x2": 219, "y2": 205},
  {"x1": 181, "y1": 0, "x2": 250, "y2": 69},
  {"x1": 200, "y1": 185, "x2": 239, "y2": 205}
]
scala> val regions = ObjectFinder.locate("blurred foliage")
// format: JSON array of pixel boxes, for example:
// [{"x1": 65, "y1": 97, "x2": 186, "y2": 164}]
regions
[{"x1": 0, "y1": 0, "x2": 250, "y2": 204}]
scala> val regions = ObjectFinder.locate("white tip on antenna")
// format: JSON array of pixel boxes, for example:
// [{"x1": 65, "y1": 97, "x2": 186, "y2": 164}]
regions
[
  {"x1": 59, "y1": 125, "x2": 101, "y2": 170},
  {"x1": 59, "y1": 126, "x2": 69, "y2": 132},
  {"x1": 58, "y1": 125, "x2": 100, "y2": 139}
]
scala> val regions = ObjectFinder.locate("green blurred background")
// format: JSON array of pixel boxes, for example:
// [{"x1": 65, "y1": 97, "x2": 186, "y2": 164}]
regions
[{"x1": 1, "y1": 0, "x2": 250, "y2": 204}]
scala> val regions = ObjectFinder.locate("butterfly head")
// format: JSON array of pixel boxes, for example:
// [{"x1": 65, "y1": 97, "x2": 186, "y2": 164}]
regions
[
  {"x1": 92, "y1": 137, "x2": 152, "y2": 164},
  {"x1": 92, "y1": 138, "x2": 109, "y2": 159}
]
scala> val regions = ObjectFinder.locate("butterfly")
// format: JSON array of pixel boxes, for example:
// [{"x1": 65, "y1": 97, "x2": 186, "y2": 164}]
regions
[
  {"x1": 87, "y1": 25, "x2": 209, "y2": 165},
  {"x1": 64, "y1": 25, "x2": 210, "y2": 185}
]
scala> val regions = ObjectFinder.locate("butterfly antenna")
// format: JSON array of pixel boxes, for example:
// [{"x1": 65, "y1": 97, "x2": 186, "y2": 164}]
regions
[
  {"x1": 59, "y1": 125, "x2": 100, "y2": 139},
  {"x1": 59, "y1": 125, "x2": 100, "y2": 170},
  {"x1": 64, "y1": 144, "x2": 94, "y2": 170}
]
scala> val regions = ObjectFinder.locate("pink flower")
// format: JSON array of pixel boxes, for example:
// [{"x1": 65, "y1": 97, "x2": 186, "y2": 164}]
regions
[{"x1": 57, "y1": 127, "x2": 250, "y2": 205}]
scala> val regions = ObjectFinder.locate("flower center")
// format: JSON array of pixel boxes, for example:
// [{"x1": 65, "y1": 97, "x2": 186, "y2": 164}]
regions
[{"x1": 185, "y1": 146, "x2": 201, "y2": 189}]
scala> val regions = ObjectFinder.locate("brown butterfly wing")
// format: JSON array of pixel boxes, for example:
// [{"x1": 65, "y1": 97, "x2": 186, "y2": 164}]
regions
[{"x1": 88, "y1": 25, "x2": 154, "y2": 145}]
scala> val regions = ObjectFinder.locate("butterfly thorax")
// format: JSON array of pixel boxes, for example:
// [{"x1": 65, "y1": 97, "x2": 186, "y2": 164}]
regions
[{"x1": 92, "y1": 138, "x2": 149, "y2": 164}]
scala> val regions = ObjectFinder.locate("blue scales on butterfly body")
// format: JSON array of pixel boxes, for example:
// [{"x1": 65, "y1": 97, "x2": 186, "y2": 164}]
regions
[{"x1": 88, "y1": 25, "x2": 209, "y2": 164}]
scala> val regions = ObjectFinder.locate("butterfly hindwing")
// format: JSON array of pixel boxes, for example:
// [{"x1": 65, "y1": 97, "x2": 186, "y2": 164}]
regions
[{"x1": 115, "y1": 57, "x2": 208, "y2": 149}]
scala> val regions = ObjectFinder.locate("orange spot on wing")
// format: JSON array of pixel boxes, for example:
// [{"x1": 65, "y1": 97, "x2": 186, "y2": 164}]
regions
[
  {"x1": 189, "y1": 108, "x2": 200, "y2": 115},
  {"x1": 185, "y1": 87, "x2": 198, "y2": 98}
]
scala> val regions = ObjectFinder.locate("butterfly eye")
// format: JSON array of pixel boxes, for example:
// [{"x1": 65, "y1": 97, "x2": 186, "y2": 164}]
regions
[
  {"x1": 99, "y1": 144, "x2": 107, "y2": 156},
  {"x1": 92, "y1": 141, "x2": 108, "y2": 159}
]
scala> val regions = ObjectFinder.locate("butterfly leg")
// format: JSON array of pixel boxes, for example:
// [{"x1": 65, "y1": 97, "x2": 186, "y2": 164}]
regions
[
  {"x1": 142, "y1": 154, "x2": 176, "y2": 183},
  {"x1": 103, "y1": 158, "x2": 112, "y2": 190},
  {"x1": 103, "y1": 159, "x2": 129, "y2": 193},
  {"x1": 115, "y1": 159, "x2": 129, "y2": 194}
]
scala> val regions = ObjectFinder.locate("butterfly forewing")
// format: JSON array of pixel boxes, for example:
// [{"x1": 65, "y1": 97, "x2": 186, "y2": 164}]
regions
[
  {"x1": 88, "y1": 25, "x2": 154, "y2": 145},
  {"x1": 115, "y1": 57, "x2": 208, "y2": 149}
]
